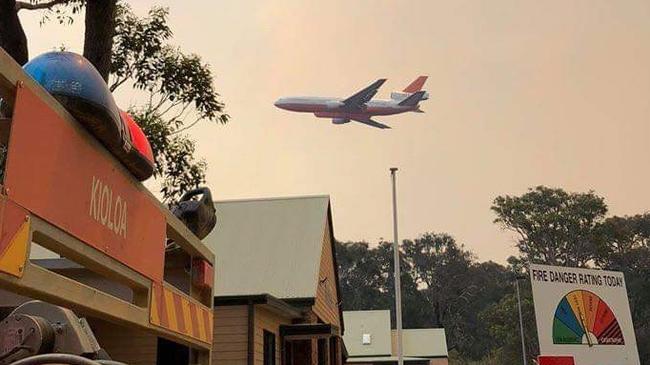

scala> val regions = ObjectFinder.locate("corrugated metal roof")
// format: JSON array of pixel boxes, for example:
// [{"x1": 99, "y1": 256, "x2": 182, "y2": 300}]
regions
[
  {"x1": 346, "y1": 356, "x2": 430, "y2": 363},
  {"x1": 343, "y1": 310, "x2": 448, "y2": 359},
  {"x1": 203, "y1": 195, "x2": 330, "y2": 299},
  {"x1": 400, "y1": 329, "x2": 448, "y2": 358},
  {"x1": 343, "y1": 310, "x2": 392, "y2": 357}
]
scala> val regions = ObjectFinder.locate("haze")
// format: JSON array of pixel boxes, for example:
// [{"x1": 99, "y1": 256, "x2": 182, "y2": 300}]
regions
[{"x1": 19, "y1": 0, "x2": 650, "y2": 262}]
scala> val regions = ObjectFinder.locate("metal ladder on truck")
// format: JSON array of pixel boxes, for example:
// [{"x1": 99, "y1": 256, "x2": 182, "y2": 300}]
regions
[{"x1": 0, "y1": 48, "x2": 215, "y2": 365}]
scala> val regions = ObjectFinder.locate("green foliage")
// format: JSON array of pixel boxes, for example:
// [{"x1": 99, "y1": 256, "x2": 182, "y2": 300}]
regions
[
  {"x1": 456, "y1": 261, "x2": 515, "y2": 359},
  {"x1": 402, "y1": 233, "x2": 475, "y2": 327},
  {"x1": 448, "y1": 348, "x2": 515, "y2": 365},
  {"x1": 493, "y1": 186, "x2": 650, "y2": 363},
  {"x1": 108, "y1": 4, "x2": 229, "y2": 202},
  {"x1": 492, "y1": 186, "x2": 607, "y2": 267},
  {"x1": 16, "y1": 1, "x2": 84, "y2": 26},
  {"x1": 595, "y1": 214, "x2": 650, "y2": 361},
  {"x1": 339, "y1": 186, "x2": 650, "y2": 363},
  {"x1": 7, "y1": 2, "x2": 226, "y2": 201},
  {"x1": 400, "y1": 233, "x2": 501, "y2": 356},
  {"x1": 595, "y1": 214, "x2": 650, "y2": 270},
  {"x1": 128, "y1": 108, "x2": 207, "y2": 202},
  {"x1": 335, "y1": 241, "x2": 391, "y2": 312},
  {"x1": 479, "y1": 284, "x2": 538, "y2": 364},
  {"x1": 110, "y1": 4, "x2": 227, "y2": 124},
  {"x1": 337, "y1": 234, "x2": 512, "y2": 362},
  {"x1": 375, "y1": 240, "x2": 432, "y2": 329},
  {"x1": 110, "y1": 4, "x2": 171, "y2": 92}
]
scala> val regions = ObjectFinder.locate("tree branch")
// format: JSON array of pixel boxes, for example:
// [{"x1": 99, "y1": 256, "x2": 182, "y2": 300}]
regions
[
  {"x1": 159, "y1": 99, "x2": 183, "y2": 117},
  {"x1": 150, "y1": 93, "x2": 170, "y2": 113},
  {"x1": 169, "y1": 103, "x2": 191, "y2": 121},
  {"x1": 109, "y1": 61, "x2": 137, "y2": 92},
  {"x1": 109, "y1": 75, "x2": 130, "y2": 92},
  {"x1": 171, "y1": 116, "x2": 201, "y2": 135},
  {"x1": 15, "y1": 0, "x2": 68, "y2": 11}
]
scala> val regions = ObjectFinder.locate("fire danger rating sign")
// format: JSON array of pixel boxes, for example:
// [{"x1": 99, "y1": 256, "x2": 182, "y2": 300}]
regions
[{"x1": 530, "y1": 264, "x2": 640, "y2": 365}]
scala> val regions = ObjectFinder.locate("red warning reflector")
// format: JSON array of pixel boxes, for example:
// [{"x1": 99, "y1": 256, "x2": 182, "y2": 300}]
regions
[
  {"x1": 192, "y1": 258, "x2": 214, "y2": 290},
  {"x1": 538, "y1": 356, "x2": 575, "y2": 365}
]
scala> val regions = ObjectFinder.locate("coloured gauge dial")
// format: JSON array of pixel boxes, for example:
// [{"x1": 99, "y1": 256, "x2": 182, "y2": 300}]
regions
[{"x1": 553, "y1": 290, "x2": 624, "y2": 345}]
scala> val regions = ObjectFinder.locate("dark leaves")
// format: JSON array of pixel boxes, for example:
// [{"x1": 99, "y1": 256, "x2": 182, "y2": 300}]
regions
[
  {"x1": 337, "y1": 234, "x2": 513, "y2": 360},
  {"x1": 109, "y1": 4, "x2": 229, "y2": 202},
  {"x1": 129, "y1": 107, "x2": 206, "y2": 203},
  {"x1": 23, "y1": 0, "x2": 86, "y2": 26},
  {"x1": 492, "y1": 186, "x2": 650, "y2": 363},
  {"x1": 491, "y1": 186, "x2": 607, "y2": 267},
  {"x1": 109, "y1": 4, "x2": 228, "y2": 124}
]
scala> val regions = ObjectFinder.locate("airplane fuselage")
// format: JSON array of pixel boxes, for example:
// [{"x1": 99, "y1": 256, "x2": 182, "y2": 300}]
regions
[
  {"x1": 274, "y1": 96, "x2": 414, "y2": 118},
  {"x1": 274, "y1": 77, "x2": 428, "y2": 129}
]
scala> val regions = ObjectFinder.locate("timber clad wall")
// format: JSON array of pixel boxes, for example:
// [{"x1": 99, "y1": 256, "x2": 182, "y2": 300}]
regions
[
  {"x1": 311, "y1": 339, "x2": 318, "y2": 365},
  {"x1": 313, "y1": 219, "x2": 341, "y2": 328},
  {"x1": 253, "y1": 307, "x2": 291, "y2": 365},
  {"x1": 88, "y1": 318, "x2": 157, "y2": 365},
  {"x1": 212, "y1": 305, "x2": 248, "y2": 365}
]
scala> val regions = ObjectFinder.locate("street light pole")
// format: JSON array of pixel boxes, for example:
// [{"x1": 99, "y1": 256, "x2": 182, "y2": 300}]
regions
[
  {"x1": 390, "y1": 167, "x2": 404, "y2": 365},
  {"x1": 515, "y1": 278, "x2": 527, "y2": 365}
]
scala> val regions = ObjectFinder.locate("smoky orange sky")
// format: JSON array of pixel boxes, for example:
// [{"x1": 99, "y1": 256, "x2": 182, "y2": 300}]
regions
[{"x1": 19, "y1": 1, "x2": 650, "y2": 263}]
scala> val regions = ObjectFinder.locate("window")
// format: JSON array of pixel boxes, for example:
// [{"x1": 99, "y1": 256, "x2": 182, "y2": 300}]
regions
[
  {"x1": 329, "y1": 337, "x2": 338, "y2": 365},
  {"x1": 157, "y1": 338, "x2": 189, "y2": 365},
  {"x1": 362, "y1": 333, "x2": 371, "y2": 345},
  {"x1": 263, "y1": 330, "x2": 276, "y2": 365},
  {"x1": 318, "y1": 338, "x2": 327, "y2": 365},
  {"x1": 284, "y1": 341, "x2": 293, "y2": 365}
]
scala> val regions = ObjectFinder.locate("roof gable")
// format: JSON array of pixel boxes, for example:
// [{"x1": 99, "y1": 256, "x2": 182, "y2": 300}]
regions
[
  {"x1": 342, "y1": 310, "x2": 392, "y2": 357},
  {"x1": 343, "y1": 311, "x2": 448, "y2": 358},
  {"x1": 203, "y1": 195, "x2": 330, "y2": 299}
]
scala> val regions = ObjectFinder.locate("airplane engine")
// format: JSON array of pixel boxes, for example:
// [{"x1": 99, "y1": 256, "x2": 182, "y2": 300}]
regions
[
  {"x1": 332, "y1": 118, "x2": 350, "y2": 125},
  {"x1": 391, "y1": 91, "x2": 429, "y2": 101},
  {"x1": 390, "y1": 91, "x2": 409, "y2": 101}
]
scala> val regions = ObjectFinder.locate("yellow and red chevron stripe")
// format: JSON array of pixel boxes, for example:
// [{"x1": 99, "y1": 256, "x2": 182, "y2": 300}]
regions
[
  {"x1": 0, "y1": 201, "x2": 30, "y2": 278},
  {"x1": 150, "y1": 283, "x2": 213, "y2": 344}
]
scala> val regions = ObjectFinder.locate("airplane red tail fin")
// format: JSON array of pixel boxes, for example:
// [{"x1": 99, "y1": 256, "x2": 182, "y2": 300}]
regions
[{"x1": 403, "y1": 76, "x2": 428, "y2": 93}]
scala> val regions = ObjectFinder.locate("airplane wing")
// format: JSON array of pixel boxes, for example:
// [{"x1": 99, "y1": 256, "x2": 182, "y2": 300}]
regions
[
  {"x1": 342, "y1": 79, "x2": 387, "y2": 110},
  {"x1": 351, "y1": 117, "x2": 391, "y2": 129}
]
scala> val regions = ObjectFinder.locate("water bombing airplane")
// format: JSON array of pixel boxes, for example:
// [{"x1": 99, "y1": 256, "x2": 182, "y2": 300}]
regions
[{"x1": 274, "y1": 76, "x2": 428, "y2": 129}]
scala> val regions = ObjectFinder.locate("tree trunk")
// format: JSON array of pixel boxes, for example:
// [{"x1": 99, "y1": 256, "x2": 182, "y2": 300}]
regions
[
  {"x1": 0, "y1": 0, "x2": 28, "y2": 65},
  {"x1": 83, "y1": 0, "x2": 117, "y2": 82},
  {"x1": 433, "y1": 300, "x2": 442, "y2": 327}
]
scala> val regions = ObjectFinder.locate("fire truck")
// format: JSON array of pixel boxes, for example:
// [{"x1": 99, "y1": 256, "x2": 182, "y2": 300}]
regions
[{"x1": 0, "y1": 48, "x2": 215, "y2": 365}]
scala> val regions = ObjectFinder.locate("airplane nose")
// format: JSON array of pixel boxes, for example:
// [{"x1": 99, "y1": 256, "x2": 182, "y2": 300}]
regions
[{"x1": 274, "y1": 99, "x2": 284, "y2": 108}]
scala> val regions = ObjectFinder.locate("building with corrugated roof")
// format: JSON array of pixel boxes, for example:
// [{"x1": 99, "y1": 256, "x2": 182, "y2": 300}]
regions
[
  {"x1": 203, "y1": 195, "x2": 345, "y2": 365},
  {"x1": 342, "y1": 310, "x2": 448, "y2": 365}
]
